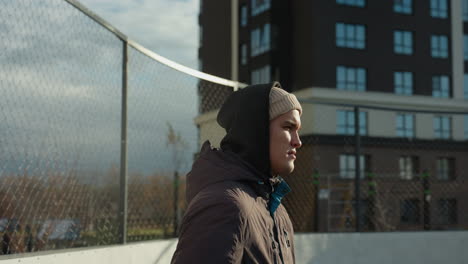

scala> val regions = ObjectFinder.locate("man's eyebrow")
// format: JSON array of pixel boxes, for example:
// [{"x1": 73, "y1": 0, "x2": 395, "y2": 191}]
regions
[{"x1": 283, "y1": 120, "x2": 301, "y2": 129}]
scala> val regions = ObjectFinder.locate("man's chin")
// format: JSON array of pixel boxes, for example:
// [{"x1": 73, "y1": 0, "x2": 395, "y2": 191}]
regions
[
  {"x1": 282, "y1": 165, "x2": 295, "y2": 175},
  {"x1": 288, "y1": 162, "x2": 295, "y2": 173},
  {"x1": 273, "y1": 163, "x2": 295, "y2": 176}
]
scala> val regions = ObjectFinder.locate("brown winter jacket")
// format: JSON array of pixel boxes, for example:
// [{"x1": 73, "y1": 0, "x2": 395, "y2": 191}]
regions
[
  {"x1": 171, "y1": 142, "x2": 295, "y2": 264},
  {"x1": 171, "y1": 83, "x2": 295, "y2": 264}
]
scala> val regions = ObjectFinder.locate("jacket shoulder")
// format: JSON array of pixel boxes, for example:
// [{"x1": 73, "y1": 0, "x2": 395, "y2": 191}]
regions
[
  {"x1": 189, "y1": 180, "x2": 257, "y2": 217},
  {"x1": 173, "y1": 182, "x2": 253, "y2": 263}
]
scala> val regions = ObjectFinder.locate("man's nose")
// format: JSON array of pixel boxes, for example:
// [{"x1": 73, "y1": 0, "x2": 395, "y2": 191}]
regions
[{"x1": 292, "y1": 132, "x2": 302, "y2": 149}]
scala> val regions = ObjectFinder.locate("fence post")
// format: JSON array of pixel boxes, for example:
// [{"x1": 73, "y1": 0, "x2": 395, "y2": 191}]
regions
[
  {"x1": 173, "y1": 171, "x2": 179, "y2": 237},
  {"x1": 313, "y1": 169, "x2": 320, "y2": 232},
  {"x1": 367, "y1": 172, "x2": 376, "y2": 231},
  {"x1": 422, "y1": 170, "x2": 431, "y2": 230},
  {"x1": 118, "y1": 41, "x2": 129, "y2": 244},
  {"x1": 354, "y1": 106, "x2": 361, "y2": 232}
]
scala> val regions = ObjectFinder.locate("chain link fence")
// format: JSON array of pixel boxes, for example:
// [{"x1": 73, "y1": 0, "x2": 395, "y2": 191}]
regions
[
  {"x1": 1, "y1": 0, "x2": 468, "y2": 258},
  {"x1": 284, "y1": 104, "x2": 468, "y2": 233},
  {"x1": 0, "y1": 0, "x2": 235, "y2": 255},
  {"x1": 1, "y1": 0, "x2": 124, "y2": 254}
]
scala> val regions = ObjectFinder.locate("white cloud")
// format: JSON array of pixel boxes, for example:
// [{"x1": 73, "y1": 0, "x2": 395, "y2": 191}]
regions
[
  {"x1": 0, "y1": 0, "x2": 200, "y2": 176},
  {"x1": 79, "y1": 0, "x2": 200, "y2": 69}
]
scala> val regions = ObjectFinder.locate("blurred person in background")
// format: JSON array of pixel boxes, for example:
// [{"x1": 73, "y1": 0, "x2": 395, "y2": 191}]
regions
[
  {"x1": 25, "y1": 225, "x2": 33, "y2": 252},
  {"x1": 171, "y1": 82, "x2": 302, "y2": 263},
  {"x1": 1, "y1": 231, "x2": 11, "y2": 255}
]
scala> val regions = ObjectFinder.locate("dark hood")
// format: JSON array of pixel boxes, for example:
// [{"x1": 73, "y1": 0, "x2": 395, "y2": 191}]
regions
[
  {"x1": 186, "y1": 141, "x2": 270, "y2": 203},
  {"x1": 217, "y1": 82, "x2": 281, "y2": 180}
]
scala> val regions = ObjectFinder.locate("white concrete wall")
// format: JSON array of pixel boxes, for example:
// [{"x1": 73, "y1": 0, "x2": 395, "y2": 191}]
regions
[
  {"x1": 451, "y1": 0, "x2": 464, "y2": 100},
  {"x1": 453, "y1": 114, "x2": 465, "y2": 139},
  {"x1": 296, "y1": 87, "x2": 468, "y2": 140},
  {"x1": 295, "y1": 232, "x2": 468, "y2": 264},
  {"x1": 0, "y1": 239, "x2": 178, "y2": 264},
  {"x1": 2, "y1": 232, "x2": 468, "y2": 264},
  {"x1": 196, "y1": 87, "x2": 467, "y2": 147},
  {"x1": 194, "y1": 109, "x2": 225, "y2": 148},
  {"x1": 416, "y1": 113, "x2": 434, "y2": 139}
]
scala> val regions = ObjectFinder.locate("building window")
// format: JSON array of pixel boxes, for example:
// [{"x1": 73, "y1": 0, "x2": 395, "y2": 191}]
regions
[
  {"x1": 465, "y1": 115, "x2": 468, "y2": 139},
  {"x1": 337, "y1": 110, "x2": 367, "y2": 135},
  {"x1": 434, "y1": 116, "x2": 451, "y2": 139},
  {"x1": 240, "y1": 5, "x2": 248, "y2": 27},
  {"x1": 432, "y1": 75, "x2": 450, "y2": 98},
  {"x1": 394, "y1": 0, "x2": 412, "y2": 14},
  {"x1": 336, "y1": 0, "x2": 365, "y2": 7},
  {"x1": 436, "y1": 157, "x2": 455, "y2": 180},
  {"x1": 251, "y1": 28, "x2": 260, "y2": 57},
  {"x1": 394, "y1": 71, "x2": 413, "y2": 95},
  {"x1": 399, "y1": 156, "x2": 419, "y2": 180},
  {"x1": 241, "y1": 44, "x2": 247, "y2": 65},
  {"x1": 336, "y1": 23, "x2": 366, "y2": 49},
  {"x1": 250, "y1": 24, "x2": 270, "y2": 57},
  {"x1": 430, "y1": 0, "x2": 448, "y2": 18},
  {"x1": 199, "y1": 26, "x2": 203, "y2": 47},
  {"x1": 394, "y1": 30, "x2": 413, "y2": 55},
  {"x1": 431, "y1": 35, "x2": 449, "y2": 58},
  {"x1": 465, "y1": 74, "x2": 468, "y2": 99},
  {"x1": 251, "y1": 0, "x2": 270, "y2": 16},
  {"x1": 400, "y1": 199, "x2": 420, "y2": 224},
  {"x1": 336, "y1": 66, "x2": 366, "y2": 91},
  {"x1": 251, "y1": 65, "x2": 271, "y2": 84},
  {"x1": 464, "y1": 0, "x2": 468, "y2": 21},
  {"x1": 396, "y1": 113, "x2": 415, "y2": 138},
  {"x1": 339, "y1": 154, "x2": 367, "y2": 179},
  {"x1": 438, "y1": 199, "x2": 457, "y2": 224},
  {"x1": 464, "y1": 35, "x2": 468, "y2": 60}
]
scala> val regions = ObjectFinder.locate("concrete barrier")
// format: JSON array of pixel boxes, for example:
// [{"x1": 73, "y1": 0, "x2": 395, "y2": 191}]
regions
[
  {"x1": 295, "y1": 231, "x2": 468, "y2": 264},
  {"x1": 1, "y1": 231, "x2": 467, "y2": 263},
  {"x1": 0, "y1": 239, "x2": 178, "y2": 264}
]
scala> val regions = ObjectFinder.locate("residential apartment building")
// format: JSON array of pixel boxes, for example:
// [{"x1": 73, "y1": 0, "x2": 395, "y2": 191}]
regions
[{"x1": 198, "y1": 0, "x2": 468, "y2": 232}]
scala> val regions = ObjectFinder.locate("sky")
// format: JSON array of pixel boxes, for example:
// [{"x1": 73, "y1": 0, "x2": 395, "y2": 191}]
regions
[
  {"x1": 0, "y1": 0, "x2": 201, "y2": 179},
  {"x1": 79, "y1": 0, "x2": 200, "y2": 69}
]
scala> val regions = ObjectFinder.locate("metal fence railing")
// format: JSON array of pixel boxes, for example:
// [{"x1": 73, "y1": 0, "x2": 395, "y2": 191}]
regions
[
  {"x1": 283, "y1": 102, "x2": 468, "y2": 233},
  {"x1": 1, "y1": 0, "x2": 468, "y2": 257},
  {"x1": 0, "y1": 0, "x2": 238, "y2": 255}
]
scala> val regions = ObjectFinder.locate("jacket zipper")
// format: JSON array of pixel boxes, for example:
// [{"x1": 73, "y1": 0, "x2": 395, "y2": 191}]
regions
[
  {"x1": 272, "y1": 214, "x2": 285, "y2": 264},
  {"x1": 267, "y1": 179, "x2": 288, "y2": 264}
]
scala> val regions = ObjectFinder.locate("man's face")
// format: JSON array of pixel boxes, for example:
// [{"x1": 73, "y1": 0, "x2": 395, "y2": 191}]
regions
[{"x1": 269, "y1": 109, "x2": 302, "y2": 176}]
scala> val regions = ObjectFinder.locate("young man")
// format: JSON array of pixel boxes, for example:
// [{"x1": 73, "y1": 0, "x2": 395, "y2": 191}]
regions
[{"x1": 171, "y1": 82, "x2": 302, "y2": 264}]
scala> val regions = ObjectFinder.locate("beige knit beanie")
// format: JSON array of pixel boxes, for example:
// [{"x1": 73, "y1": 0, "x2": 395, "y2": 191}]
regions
[{"x1": 269, "y1": 84, "x2": 302, "y2": 120}]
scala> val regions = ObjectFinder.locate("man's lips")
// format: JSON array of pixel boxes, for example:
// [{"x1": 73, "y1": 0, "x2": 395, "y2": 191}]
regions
[{"x1": 287, "y1": 150, "x2": 296, "y2": 159}]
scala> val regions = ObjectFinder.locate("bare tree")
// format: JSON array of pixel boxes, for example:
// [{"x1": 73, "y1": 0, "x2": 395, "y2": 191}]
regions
[
  {"x1": 165, "y1": 122, "x2": 188, "y2": 237},
  {"x1": 166, "y1": 122, "x2": 189, "y2": 173},
  {"x1": 370, "y1": 180, "x2": 398, "y2": 232}
]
